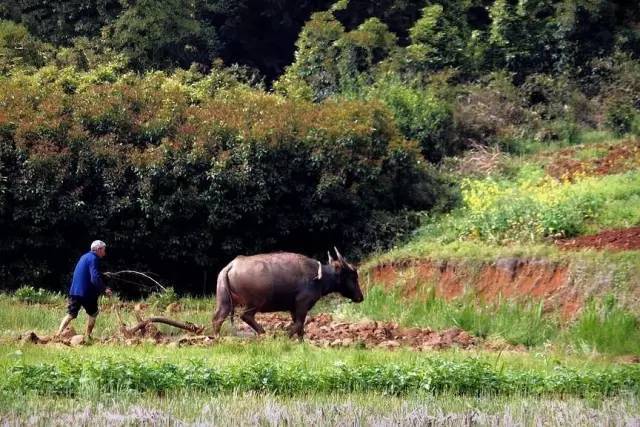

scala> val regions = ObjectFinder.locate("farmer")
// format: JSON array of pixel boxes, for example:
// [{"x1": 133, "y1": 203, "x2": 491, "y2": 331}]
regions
[{"x1": 55, "y1": 240, "x2": 112, "y2": 339}]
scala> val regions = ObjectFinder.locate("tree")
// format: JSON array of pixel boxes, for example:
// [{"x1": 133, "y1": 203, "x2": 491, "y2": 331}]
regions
[
  {"x1": 104, "y1": 0, "x2": 218, "y2": 70},
  {"x1": 336, "y1": 17, "x2": 397, "y2": 88},
  {"x1": 0, "y1": 20, "x2": 52, "y2": 73},
  {"x1": 195, "y1": 0, "x2": 335, "y2": 80},
  {"x1": 405, "y1": 3, "x2": 469, "y2": 72},
  {"x1": 1, "y1": 0, "x2": 121, "y2": 45},
  {"x1": 275, "y1": 11, "x2": 345, "y2": 101},
  {"x1": 276, "y1": 12, "x2": 398, "y2": 101}
]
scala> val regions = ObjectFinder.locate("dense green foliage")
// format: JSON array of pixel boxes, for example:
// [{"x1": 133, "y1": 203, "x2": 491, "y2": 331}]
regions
[
  {"x1": 2, "y1": 0, "x2": 639, "y2": 85},
  {"x1": 0, "y1": 0, "x2": 336, "y2": 78},
  {"x1": 0, "y1": 65, "x2": 446, "y2": 291}
]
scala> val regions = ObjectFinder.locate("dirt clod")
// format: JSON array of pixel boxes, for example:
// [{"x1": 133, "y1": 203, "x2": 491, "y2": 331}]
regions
[
  {"x1": 20, "y1": 331, "x2": 41, "y2": 344},
  {"x1": 69, "y1": 335, "x2": 85, "y2": 346}
]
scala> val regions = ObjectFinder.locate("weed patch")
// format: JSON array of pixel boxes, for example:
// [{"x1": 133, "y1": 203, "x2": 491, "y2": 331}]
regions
[{"x1": 338, "y1": 286, "x2": 558, "y2": 347}]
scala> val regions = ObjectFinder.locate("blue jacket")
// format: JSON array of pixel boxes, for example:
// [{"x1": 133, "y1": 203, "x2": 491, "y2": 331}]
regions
[{"x1": 69, "y1": 252, "x2": 104, "y2": 298}]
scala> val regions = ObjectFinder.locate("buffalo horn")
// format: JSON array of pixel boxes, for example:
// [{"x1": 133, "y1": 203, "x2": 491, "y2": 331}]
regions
[
  {"x1": 334, "y1": 246, "x2": 345, "y2": 262},
  {"x1": 327, "y1": 251, "x2": 334, "y2": 264}
]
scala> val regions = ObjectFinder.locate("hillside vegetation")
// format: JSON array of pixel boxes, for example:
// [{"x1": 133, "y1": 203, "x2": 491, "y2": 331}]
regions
[{"x1": 373, "y1": 136, "x2": 640, "y2": 261}]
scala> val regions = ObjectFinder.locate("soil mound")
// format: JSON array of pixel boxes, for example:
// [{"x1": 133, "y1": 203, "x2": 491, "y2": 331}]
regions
[{"x1": 555, "y1": 227, "x2": 640, "y2": 251}]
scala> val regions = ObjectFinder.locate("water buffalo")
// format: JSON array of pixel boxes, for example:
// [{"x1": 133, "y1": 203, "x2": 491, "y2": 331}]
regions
[{"x1": 212, "y1": 248, "x2": 363, "y2": 339}]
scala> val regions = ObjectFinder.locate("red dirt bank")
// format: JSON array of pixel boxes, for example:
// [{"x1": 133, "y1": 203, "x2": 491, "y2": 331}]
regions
[
  {"x1": 369, "y1": 225, "x2": 640, "y2": 318},
  {"x1": 370, "y1": 259, "x2": 580, "y2": 318}
]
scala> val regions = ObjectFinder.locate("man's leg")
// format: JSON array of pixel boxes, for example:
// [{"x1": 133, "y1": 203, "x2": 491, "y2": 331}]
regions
[
  {"x1": 84, "y1": 298, "x2": 99, "y2": 339},
  {"x1": 56, "y1": 314, "x2": 75, "y2": 336},
  {"x1": 85, "y1": 315, "x2": 96, "y2": 338},
  {"x1": 56, "y1": 297, "x2": 80, "y2": 336}
]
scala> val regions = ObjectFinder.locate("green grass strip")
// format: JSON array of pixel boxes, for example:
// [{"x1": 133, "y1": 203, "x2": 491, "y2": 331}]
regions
[{"x1": 5, "y1": 357, "x2": 639, "y2": 398}]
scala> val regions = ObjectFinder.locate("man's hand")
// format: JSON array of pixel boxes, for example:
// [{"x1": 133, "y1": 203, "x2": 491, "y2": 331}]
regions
[
  {"x1": 103, "y1": 272, "x2": 113, "y2": 278},
  {"x1": 105, "y1": 287, "x2": 113, "y2": 297}
]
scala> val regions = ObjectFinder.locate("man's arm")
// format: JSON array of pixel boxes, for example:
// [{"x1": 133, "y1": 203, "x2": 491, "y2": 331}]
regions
[{"x1": 89, "y1": 257, "x2": 106, "y2": 295}]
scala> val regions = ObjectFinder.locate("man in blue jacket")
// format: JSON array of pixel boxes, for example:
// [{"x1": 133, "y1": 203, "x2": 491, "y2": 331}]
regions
[{"x1": 56, "y1": 240, "x2": 112, "y2": 339}]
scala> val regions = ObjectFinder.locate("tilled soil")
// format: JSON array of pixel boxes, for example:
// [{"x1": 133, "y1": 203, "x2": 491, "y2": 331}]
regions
[
  {"x1": 18, "y1": 313, "x2": 477, "y2": 351},
  {"x1": 545, "y1": 139, "x2": 640, "y2": 180},
  {"x1": 555, "y1": 227, "x2": 640, "y2": 251},
  {"x1": 246, "y1": 313, "x2": 476, "y2": 350}
]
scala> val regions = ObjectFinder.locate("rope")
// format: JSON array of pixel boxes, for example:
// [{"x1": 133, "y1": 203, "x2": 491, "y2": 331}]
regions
[{"x1": 105, "y1": 270, "x2": 167, "y2": 292}]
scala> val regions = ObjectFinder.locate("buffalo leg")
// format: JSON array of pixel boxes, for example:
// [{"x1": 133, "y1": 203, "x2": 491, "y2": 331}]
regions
[
  {"x1": 241, "y1": 308, "x2": 265, "y2": 335},
  {"x1": 212, "y1": 302, "x2": 232, "y2": 336},
  {"x1": 289, "y1": 308, "x2": 308, "y2": 340}
]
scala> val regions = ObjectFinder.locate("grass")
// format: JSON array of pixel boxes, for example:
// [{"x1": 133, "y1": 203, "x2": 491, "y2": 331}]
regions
[
  {"x1": 431, "y1": 170, "x2": 640, "y2": 245},
  {"x1": 355, "y1": 145, "x2": 640, "y2": 357},
  {"x1": 336, "y1": 286, "x2": 558, "y2": 347},
  {"x1": 363, "y1": 238, "x2": 561, "y2": 268},
  {"x1": 0, "y1": 235, "x2": 636, "y2": 409},
  {"x1": 569, "y1": 299, "x2": 640, "y2": 356},
  {"x1": 341, "y1": 285, "x2": 640, "y2": 355},
  {"x1": 493, "y1": 130, "x2": 618, "y2": 158},
  {"x1": 1, "y1": 391, "x2": 638, "y2": 426},
  {"x1": 378, "y1": 238, "x2": 640, "y2": 263}
]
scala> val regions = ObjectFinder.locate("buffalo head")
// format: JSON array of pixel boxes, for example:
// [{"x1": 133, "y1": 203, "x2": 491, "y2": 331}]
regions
[{"x1": 329, "y1": 247, "x2": 364, "y2": 303}]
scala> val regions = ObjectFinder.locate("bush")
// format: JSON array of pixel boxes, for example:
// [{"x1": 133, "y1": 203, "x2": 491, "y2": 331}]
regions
[
  {"x1": 605, "y1": 101, "x2": 637, "y2": 137},
  {"x1": 13, "y1": 286, "x2": 59, "y2": 304},
  {"x1": 454, "y1": 169, "x2": 606, "y2": 243},
  {"x1": 0, "y1": 20, "x2": 51, "y2": 73},
  {"x1": 0, "y1": 67, "x2": 449, "y2": 292},
  {"x1": 147, "y1": 287, "x2": 178, "y2": 310},
  {"x1": 368, "y1": 80, "x2": 456, "y2": 162},
  {"x1": 452, "y1": 76, "x2": 531, "y2": 149},
  {"x1": 276, "y1": 13, "x2": 397, "y2": 102}
]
